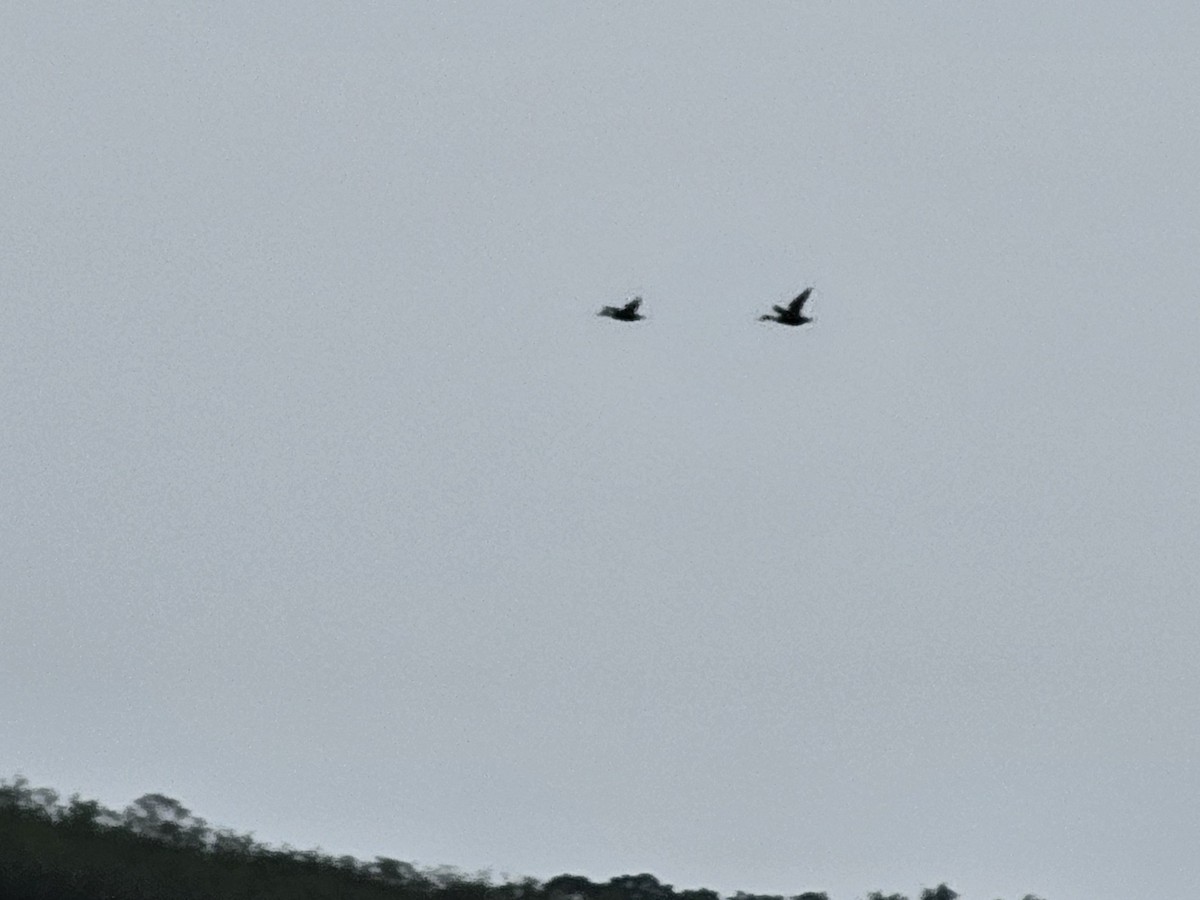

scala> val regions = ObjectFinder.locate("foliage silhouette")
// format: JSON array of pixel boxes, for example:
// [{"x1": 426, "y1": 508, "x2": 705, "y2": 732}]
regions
[{"x1": 1, "y1": 775, "x2": 1041, "y2": 900}]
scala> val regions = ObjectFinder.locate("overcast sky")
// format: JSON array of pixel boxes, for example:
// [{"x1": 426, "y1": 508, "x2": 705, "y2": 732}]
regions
[{"x1": 3, "y1": 4, "x2": 1199, "y2": 900}]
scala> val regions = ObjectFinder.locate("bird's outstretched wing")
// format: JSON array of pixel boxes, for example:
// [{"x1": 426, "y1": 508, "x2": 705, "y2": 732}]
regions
[
  {"x1": 788, "y1": 288, "x2": 813, "y2": 315},
  {"x1": 624, "y1": 297, "x2": 643, "y2": 314}
]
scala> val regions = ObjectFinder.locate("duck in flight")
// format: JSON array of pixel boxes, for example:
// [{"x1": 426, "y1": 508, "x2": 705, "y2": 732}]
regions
[
  {"x1": 597, "y1": 297, "x2": 645, "y2": 322},
  {"x1": 759, "y1": 288, "x2": 814, "y2": 326}
]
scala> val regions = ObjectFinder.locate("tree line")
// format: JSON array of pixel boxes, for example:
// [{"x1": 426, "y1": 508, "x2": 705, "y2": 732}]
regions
[{"x1": 0, "y1": 775, "x2": 1043, "y2": 900}]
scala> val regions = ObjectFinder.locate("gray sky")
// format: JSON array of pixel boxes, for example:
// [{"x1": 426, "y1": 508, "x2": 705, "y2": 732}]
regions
[{"x1": 3, "y1": 4, "x2": 1198, "y2": 899}]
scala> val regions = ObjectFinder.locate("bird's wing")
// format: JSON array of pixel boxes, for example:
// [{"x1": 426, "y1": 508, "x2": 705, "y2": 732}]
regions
[
  {"x1": 624, "y1": 297, "x2": 642, "y2": 313},
  {"x1": 788, "y1": 288, "x2": 813, "y2": 314},
  {"x1": 772, "y1": 305, "x2": 789, "y2": 316}
]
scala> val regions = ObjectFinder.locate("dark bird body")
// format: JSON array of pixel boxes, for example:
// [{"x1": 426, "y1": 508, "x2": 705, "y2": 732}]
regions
[
  {"x1": 760, "y1": 288, "x2": 814, "y2": 326},
  {"x1": 598, "y1": 297, "x2": 645, "y2": 321}
]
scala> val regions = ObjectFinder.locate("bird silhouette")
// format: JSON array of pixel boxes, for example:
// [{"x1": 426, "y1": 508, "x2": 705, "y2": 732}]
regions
[
  {"x1": 597, "y1": 297, "x2": 645, "y2": 321},
  {"x1": 759, "y1": 288, "x2": 814, "y2": 326}
]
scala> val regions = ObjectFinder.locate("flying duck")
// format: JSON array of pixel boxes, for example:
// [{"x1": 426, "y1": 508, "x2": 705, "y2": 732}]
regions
[
  {"x1": 598, "y1": 297, "x2": 645, "y2": 322},
  {"x1": 759, "y1": 288, "x2": 814, "y2": 326}
]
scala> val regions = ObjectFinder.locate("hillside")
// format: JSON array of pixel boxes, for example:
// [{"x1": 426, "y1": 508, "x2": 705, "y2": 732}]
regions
[{"x1": 0, "y1": 776, "x2": 1038, "y2": 900}]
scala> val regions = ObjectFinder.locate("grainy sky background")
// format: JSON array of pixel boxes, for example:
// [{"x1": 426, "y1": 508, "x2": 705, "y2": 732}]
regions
[{"x1": 3, "y1": 4, "x2": 1199, "y2": 900}]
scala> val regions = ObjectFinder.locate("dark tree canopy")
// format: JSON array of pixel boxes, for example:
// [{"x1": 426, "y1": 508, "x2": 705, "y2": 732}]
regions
[{"x1": 0, "y1": 775, "x2": 1041, "y2": 900}]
